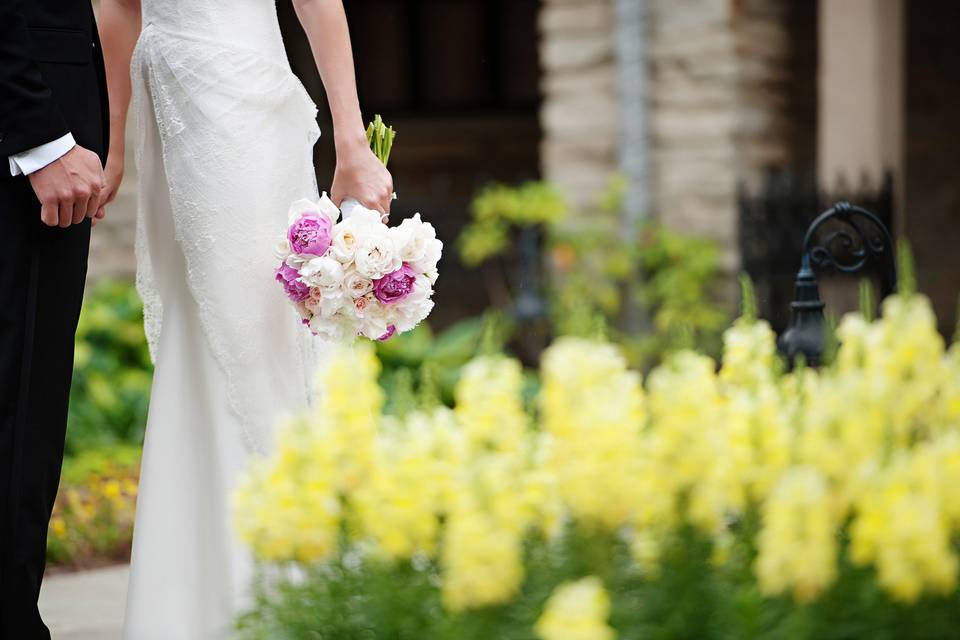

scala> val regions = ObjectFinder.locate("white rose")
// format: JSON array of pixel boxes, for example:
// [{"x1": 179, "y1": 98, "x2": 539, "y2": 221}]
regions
[
  {"x1": 299, "y1": 255, "x2": 345, "y2": 290},
  {"x1": 425, "y1": 269, "x2": 439, "y2": 285},
  {"x1": 343, "y1": 268, "x2": 374, "y2": 298},
  {"x1": 354, "y1": 230, "x2": 401, "y2": 280},
  {"x1": 329, "y1": 221, "x2": 359, "y2": 264}
]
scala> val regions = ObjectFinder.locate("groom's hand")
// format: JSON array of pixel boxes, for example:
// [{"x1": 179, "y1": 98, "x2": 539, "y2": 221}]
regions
[{"x1": 28, "y1": 145, "x2": 106, "y2": 228}]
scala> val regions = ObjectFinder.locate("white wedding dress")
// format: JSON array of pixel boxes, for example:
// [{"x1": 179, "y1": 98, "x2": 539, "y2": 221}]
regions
[{"x1": 123, "y1": 2, "x2": 324, "y2": 638}]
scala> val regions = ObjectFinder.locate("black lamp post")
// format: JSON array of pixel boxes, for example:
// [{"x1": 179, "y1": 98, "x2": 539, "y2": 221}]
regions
[
  {"x1": 511, "y1": 226, "x2": 549, "y2": 363},
  {"x1": 777, "y1": 202, "x2": 897, "y2": 366}
]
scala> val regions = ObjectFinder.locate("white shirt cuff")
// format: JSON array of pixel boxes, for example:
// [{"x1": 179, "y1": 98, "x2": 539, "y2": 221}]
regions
[{"x1": 8, "y1": 133, "x2": 76, "y2": 176}]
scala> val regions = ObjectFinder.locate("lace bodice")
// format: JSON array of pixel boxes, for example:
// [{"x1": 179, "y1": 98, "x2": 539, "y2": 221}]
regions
[{"x1": 142, "y1": 0, "x2": 289, "y2": 62}]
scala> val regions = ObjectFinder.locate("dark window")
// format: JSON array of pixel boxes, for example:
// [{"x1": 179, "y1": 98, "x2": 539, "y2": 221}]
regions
[{"x1": 345, "y1": 0, "x2": 541, "y2": 117}]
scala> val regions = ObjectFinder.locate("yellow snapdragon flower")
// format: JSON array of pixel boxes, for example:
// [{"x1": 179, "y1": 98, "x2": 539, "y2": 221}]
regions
[
  {"x1": 535, "y1": 576, "x2": 616, "y2": 640},
  {"x1": 756, "y1": 467, "x2": 837, "y2": 602}
]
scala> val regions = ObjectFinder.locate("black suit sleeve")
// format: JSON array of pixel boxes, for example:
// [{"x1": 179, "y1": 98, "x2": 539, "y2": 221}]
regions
[{"x1": 0, "y1": 0, "x2": 71, "y2": 158}]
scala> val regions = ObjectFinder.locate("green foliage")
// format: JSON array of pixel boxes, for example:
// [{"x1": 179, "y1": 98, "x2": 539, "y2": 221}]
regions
[
  {"x1": 740, "y1": 274, "x2": 758, "y2": 322},
  {"x1": 238, "y1": 523, "x2": 960, "y2": 639},
  {"x1": 377, "y1": 313, "x2": 513, "y2": 414},
  {"x1": 896, "y1": 238, "x2": 916, "y2": 297},
  {"x1": 458, "y1": 182, "x2": 569, "y2": 267},
  {"x1": 549, "y1": 179, "x2": 727, "y2": 368},
  {"x1": 68, "y1": 280, "x2": 153, "y2": 455}
]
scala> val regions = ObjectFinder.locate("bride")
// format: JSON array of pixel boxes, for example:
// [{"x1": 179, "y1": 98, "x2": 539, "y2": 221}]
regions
[{"x1": 97, "y1": 0, "x2": 393, "y2": 637}]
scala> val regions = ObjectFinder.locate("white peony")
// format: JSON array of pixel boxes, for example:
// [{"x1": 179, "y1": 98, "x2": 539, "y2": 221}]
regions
[
  {"x1": 343, "y1": 268, "x2": 374, "y2": 298},
  {"x1": 355, "y1": 294, "x2": 391, "y2": 339},
  {"x1": 353, "y1": 229, "x2": 401, "y2": 280},
  {"x1": 308, "y1": 310, "x2": 353, "y2": 341},
  {"x1": 305, "y1": 286, "x2": 345, "y2": 318},
  {"x1": 391, "y1": 275, "x2": 434, "y2": 332},
  {"x1": 299, "y1": 254, "x2": 344, "y2": 290},
  {"x1": 391, "y1": 214, "x2": 443, "y2": 274}
]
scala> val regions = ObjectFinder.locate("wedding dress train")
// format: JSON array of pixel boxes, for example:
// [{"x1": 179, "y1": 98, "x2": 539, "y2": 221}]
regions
[{"x1": 123, "y1": 2, "x2": 324, "y2": 637}]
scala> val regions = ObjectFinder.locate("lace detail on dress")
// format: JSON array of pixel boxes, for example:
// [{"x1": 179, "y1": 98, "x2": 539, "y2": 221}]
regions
[{"x1": 132, "y1": 21, "x2": 323, "y2": 453}]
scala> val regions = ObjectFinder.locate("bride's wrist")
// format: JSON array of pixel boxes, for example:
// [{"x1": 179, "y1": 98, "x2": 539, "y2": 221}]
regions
[{"x1": 334, "y1": 130, "x2": 368, "y2": 155}]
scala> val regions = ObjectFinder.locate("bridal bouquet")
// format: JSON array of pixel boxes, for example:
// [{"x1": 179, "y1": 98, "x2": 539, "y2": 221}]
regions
[{"x1": 275, "y1": 117, "x2": 441, "y2": 341}]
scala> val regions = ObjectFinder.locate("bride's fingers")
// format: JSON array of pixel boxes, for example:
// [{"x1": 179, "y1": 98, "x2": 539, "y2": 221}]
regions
[{"x1": 359, "y1": 197, "x2": 386, "y2": 217}]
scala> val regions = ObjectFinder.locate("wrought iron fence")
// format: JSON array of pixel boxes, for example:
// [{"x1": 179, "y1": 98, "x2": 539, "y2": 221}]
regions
[{"x1": 738, "y1": 170, "x2": 895, "y2": 332}]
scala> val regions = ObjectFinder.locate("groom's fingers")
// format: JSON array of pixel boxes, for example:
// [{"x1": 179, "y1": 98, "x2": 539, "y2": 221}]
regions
[
  {"x1": 39, "y1": 200, "x2": 58, "y2": 227},
  {"x1": 73, "y1": 197, "x2": 88, "y2": 225},
  {"x1": 85, "y1": 180, "x2": 103, "y2": 220},
  {"x1": 58, "y1": 196, "x2": 74, "y2": 228}
]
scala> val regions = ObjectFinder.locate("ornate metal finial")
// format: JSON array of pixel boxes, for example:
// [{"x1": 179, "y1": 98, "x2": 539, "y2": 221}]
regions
[{"x1": 778, "y1": 202, "x2": 897, "y2": 366}]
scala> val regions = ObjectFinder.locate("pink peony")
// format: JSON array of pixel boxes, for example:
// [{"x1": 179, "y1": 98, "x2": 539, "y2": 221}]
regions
[
  {"x1": 287, "y1": 211, "x2": 333, "y2": 256},
  {"x1": 373, "y1": 263, "x2": 417, "y2": 304},
  {"x1": 276, "y1": 263, "x2": 310, "y2": 302}
]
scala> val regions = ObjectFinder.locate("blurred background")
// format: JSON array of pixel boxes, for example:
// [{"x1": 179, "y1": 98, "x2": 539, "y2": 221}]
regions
[{"x1": 48, "y1": 0, "x2": 960, "y2": 616}]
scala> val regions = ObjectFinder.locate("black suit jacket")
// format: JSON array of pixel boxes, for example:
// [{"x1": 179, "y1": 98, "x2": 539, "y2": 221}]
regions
[{"x1": 0, "y1": 0, "x2": 109, "y2": 167}]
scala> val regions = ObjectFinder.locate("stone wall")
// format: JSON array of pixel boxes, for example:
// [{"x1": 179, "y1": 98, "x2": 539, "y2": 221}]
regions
[
  {"x1": 539, "y1": 0, "x2": 807, "y2": 272},
  {"x1": 538, "y1": 0, "x2": 621, "y2": 211}
]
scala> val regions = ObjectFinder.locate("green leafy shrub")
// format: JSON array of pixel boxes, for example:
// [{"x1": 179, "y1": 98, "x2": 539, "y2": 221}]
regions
[
  {"x1": 460, "y1": 178, "x2": 728, "y2": 369},
  {"x1": 68, "y1": 280, "x2": 153, "y2": 454},
  {"x1": 458, "y1": 181, "x2": 568, "y2": 267}
]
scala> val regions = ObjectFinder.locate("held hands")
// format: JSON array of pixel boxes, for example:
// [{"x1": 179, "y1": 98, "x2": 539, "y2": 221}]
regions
[
  {"x1": 28, "y1": 145, "x2": 105, "y2": 228},
  {"x1": 94, "y1": 154, "x2": 125, "y2": 227},
  {"x1": 331, "y1": 139, "x2": 394, "y2": 222}
]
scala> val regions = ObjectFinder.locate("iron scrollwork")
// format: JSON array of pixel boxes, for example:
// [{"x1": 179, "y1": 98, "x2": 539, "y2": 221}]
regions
[{"x1": 778, "y1": 202, "x2": 897, "y2": 367}]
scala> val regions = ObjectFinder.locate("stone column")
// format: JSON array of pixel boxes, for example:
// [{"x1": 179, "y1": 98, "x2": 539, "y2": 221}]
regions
[
  {"x1": 539, "y1": 0, "x2": 621, "y2": 211},
  {"x1": 647, "y1": 0, "x2": 742, "y2": 270},
  {"x1": 817, "y1": 0, "x2": 904, "y2": 207}
]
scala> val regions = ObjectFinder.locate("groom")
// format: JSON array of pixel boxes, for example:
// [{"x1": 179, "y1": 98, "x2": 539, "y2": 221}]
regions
[{"x1": 0, "y1": 0, "x2": 108, "y2": 637}]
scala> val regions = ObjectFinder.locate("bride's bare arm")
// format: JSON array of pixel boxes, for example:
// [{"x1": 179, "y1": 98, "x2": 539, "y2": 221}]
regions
[
  {"x1": 292, "y1": 0, "x2": 394, "y2": 217},
  {"x1": 97, "y1": 0, "x2": 142, "y2": 222}
]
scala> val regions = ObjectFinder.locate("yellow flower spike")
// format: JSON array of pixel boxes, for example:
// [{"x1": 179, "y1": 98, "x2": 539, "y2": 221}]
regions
[
  {"x1": 756, "y1": 467, "x2": 838, "y2": 603},
  {"x1": 540, "y1": 338, "x2": 645, "y2": 529},
  {"x1": 850, "y1": 447, "x2": 959, "y2": 603},
  {"x1": 535, "y1": 577, "x2": 616, "y2": 640}
]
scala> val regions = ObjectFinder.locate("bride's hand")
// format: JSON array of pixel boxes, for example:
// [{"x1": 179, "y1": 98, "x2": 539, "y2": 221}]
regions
[
  {"x1": 331, "y1": 139, "x2": 394, "y2": 221},
  {"x1": 94, "y1": 151, "x2": 125, "y2": 227}
]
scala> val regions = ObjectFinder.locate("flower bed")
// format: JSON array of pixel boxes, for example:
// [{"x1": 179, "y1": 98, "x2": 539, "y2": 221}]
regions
[
  {"x1": 47, "y1": 446, "x2": 140, "y2": 569},
  {"x1": 233, "y1": 290, "x2": 960, "y2": 639}
]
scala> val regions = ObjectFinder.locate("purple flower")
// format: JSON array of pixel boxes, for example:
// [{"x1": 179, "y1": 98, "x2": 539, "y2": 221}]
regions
[
  {"x1": 378, "y1": 325, "x2": 396, "y2": 341},
  {"x1": 373, "y1": 263, "x2": 417, "y2": 304},
  {"x1": 276, "y1": 263, "x2": 310, "y2": 302},
  {"x1": 287, "y1": 211, "x2": 333, "y2": 256}
]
